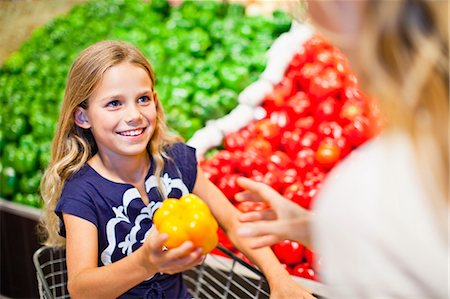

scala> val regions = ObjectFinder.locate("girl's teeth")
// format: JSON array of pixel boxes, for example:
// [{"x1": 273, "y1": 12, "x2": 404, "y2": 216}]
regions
[{"x1": 119, "y1": 129, "x2": 143, "y2": 136}]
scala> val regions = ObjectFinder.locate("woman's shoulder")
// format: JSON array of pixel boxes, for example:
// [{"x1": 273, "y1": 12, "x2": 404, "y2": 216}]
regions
[{"x1": 312, "y1": 133, "x2": 448, "y2": 299}]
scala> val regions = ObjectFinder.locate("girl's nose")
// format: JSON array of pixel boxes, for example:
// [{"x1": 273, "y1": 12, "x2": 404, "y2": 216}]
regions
[{"x1": 124, "y1": 104, "x2": 142, "y2": 123}]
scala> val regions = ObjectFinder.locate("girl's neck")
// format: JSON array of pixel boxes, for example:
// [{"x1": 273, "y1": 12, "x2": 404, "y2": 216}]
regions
[{"x1": 88, "y1": 152, "x2": 151, "y2": 186}]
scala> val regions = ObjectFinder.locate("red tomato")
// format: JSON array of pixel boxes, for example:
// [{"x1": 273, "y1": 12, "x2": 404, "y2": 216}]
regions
[
  {"x1": 236, "y1": 201, "x2": 270, "y2": 213},
  {"x1": 343, "y1": 115, "x2": 372, "y2": 147},
  {"x1": 269, "y1": 109, "x2": 292, "y2": 131},
  {"x1": 315, "y1": 97, "x2": 340, "y2": 123},
  {"x1": 272, "y1": 240, "x2": 304, "y2": 265},
  {"x1": 216, "y1": 174, "x2": 243, "y2": 203},
  {"x1": 295, "y1": 116, "x2": 315, "y2": 132},
  {"x1": 309, "y1": 68, "x2": 343, "y2": 100},
  {"x1": 304, "y1": 248, "x2": 316, "y2": 266},
  {"x1": 267, "y1": 151, "x2": 292, "y2": 171},
  {"x1": 304, "y1": 34, "x2": 331, "y2": 54},
  {"x1": 245, "y1": 137, "x2": 273, "y2": 157},
  {"x1": 289, "y1": 48, "x2": 308, "y2": 69},
  {"x1": 315, "y1": 141, "x2": 341, "y2": 169},
  {"x1": 279, "y1": 168, "x2": 299, "y2": 192},
  {"x1": 254, "y1": 119, "x2": 282, "y2": 147},
  {"x1": 264, "y1": 79, "x2": 295, "y2": 112},
  {"x1": 299, "y1": 131, "x2": 319, "y2": 151},
  {"x1": 224, "y1": 131, "x2": 247, "y2": 151},
  {"x1": 342, "y1": 85, "x2": 364, "y2": 101},
  {"x1": 283, "y1": 182, "x2": 308, "y2": 208},
  {"x1": 239, "y1": 150, "x2": 268, "y2": 175},
  {"x1": 278, "y1": 77, "x2": 296, "y2": 98},
  {"x1": 291, "y1": 263, "x2": 317, "y2": 280},
  {"x1": 339, "y1": 100, "x2": 365, "y2": 124},
  {"x1": 294, "y1": 148, "x2": 316, "y2": 172},
  {"x1": 298, "y1": 62, "x2": 324, "y2": 91},
  {"x1": 334, "y1": 136, "x2": 352, "y2": 158},
  {"x1": 316, "y1": 121, "x2": 343, "y2": 140},
  {"x1": 286, "y1": 91, "x2": 312, "y2": 118},
  {"x1": 281, "y1": 129, "x2": 303, "y2": 159},
  {"x1": 304, "y1": 167, "x2": 326, "y2": 185},
  {"x1": 315, "y1": 49, "x2": 335, "y2": 67},
  {"x1": 262, "y1": 170, "x2": 283, "y2": 193}
]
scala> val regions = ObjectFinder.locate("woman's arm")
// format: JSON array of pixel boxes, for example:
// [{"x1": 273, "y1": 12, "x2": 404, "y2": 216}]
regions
[
  {"x1": 193, "y1": 167, "x2": 315, "y2": 299},
  {"x1": 63, "y1": 214, "x2": 203, "y2": 299}
]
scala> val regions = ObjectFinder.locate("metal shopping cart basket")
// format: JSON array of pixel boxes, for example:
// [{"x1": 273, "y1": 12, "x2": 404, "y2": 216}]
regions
[
  {"x1": 33, "y1": 244, "x2": 270, "y2": 299},
  {"x1": 33, "y1": 246, "x2": 69, "y2": 299}
]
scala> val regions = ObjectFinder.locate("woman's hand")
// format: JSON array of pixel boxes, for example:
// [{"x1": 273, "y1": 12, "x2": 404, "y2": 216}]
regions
[
  {"x1": 141, "y1": 227, "x2": 204, "y2": 275},
  {"x1": 235, "y1": 177, "x2": 313, "y2": 249}
]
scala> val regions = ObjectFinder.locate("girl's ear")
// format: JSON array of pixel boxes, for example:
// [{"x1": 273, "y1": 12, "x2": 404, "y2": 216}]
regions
[
  {"x1": 153, "y1": 90, "x2": 158, "y2": 106},
  {"x1": 74, "y1": 107, "x2": 91, "y2": 129}
]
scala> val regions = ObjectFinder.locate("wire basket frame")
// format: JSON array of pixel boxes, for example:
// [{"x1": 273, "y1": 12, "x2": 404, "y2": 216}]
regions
[
  {"x1": 33, "y1": 246, "x2": 69, "y2": 299},
  {"x1": 184, "y1": 245, "x2": 270, "y2": 299},
  {"x1": 33, "y1": 245, "x2": 270, "y2": 299}
]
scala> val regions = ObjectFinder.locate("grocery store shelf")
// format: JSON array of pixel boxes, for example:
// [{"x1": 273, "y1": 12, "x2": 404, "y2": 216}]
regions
[{"x1": 0, "y1": 198, "x2": 41, "y2": 221}]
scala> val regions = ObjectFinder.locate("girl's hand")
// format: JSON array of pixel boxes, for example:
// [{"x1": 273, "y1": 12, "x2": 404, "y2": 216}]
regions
[
  {"x1": 235, "y1": 177, "x2": 313, "y2": 249},
  {"x1": 142, "y1": 228, "x2": 204, "y2": 275}
]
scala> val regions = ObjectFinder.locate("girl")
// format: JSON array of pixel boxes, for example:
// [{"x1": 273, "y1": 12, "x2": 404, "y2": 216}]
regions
[
  {"x1": 39, "y1": 40, "x2": 312, "y2": 299},
  {"x1": 235, "y1": 1, "x2": 448, "y2": 298}
]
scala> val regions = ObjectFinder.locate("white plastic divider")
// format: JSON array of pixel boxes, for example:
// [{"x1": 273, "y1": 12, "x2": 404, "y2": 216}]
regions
[{"x1": 187, "y1": 21, "x2": 314, "y2": 159}]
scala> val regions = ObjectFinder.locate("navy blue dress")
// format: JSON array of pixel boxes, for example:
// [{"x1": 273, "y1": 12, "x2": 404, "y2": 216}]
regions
[{"x1": 55, "y1": 143, "x2": 197, "y2": 298}]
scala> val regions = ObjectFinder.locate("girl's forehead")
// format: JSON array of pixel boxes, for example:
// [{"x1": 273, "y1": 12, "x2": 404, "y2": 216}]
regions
[
  {"x1": 90, "y1": 62, "x2": 153, "y2": 99},
  {"x1": 100, "y1": 62, "x2": 152, "y2": 86}
]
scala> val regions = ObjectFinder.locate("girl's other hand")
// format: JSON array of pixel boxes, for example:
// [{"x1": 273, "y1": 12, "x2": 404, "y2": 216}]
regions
[{"x1": 142, "y1": 227, "x2": 204, "y2": 275}]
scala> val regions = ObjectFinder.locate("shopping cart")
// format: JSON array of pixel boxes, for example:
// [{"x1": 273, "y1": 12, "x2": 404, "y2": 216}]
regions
[
  {"x1": 33, "y1": 244, "x2": 270, "y2": 299},
  {"x1": 33, "y1": 246, "x2": 69, "y2": 299}
]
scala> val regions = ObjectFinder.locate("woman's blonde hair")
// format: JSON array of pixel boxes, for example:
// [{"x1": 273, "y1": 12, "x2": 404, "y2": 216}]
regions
[
  {"x1": 306, "y1": 1, "x2": 448, "y2": 224},
  {"x1": 39, "y1": 40, "x2": 181, "y2": 246},
  {"x1": 357, "y1": 1, "x2": 448, "y2": 216}
]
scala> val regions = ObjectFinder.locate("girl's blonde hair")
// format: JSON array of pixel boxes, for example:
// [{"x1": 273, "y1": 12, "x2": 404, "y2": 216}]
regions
[
  {"x1": 307, "y1": 1, "x2": 448, "y2": 225},
  {"x1": 40, "y1": 40, "x2": 181, "y2": 246}
]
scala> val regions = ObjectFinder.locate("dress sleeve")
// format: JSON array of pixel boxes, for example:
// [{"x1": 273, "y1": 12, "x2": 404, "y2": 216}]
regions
[
  {"x1": 55, "y1": 183, "x2": 98, "y2": 237},
  {"x1": 168, "y1": 142, "x2": 198, "y2": 193}
]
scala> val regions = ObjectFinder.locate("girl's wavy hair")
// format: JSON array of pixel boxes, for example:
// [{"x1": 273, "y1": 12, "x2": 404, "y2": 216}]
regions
[
  {"x1": 39, "y1": 40, "x2": 181, "y2": 246},
  {"x1": 306, "y1": 1, "x2": 448, "y2": 226}
]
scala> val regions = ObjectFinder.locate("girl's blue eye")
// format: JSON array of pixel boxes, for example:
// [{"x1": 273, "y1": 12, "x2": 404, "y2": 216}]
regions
[
  {"x1": 106, "y1": 100, "x2": 121, "y2": 108},
  {"x1": 138, "y1": 96, "x2": 151, "y2": 104}
]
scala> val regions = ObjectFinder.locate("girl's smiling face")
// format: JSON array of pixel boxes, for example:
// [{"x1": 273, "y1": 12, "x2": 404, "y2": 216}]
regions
[{"x1": 75, "y1": 62, "x2": 157, "y2": 160}]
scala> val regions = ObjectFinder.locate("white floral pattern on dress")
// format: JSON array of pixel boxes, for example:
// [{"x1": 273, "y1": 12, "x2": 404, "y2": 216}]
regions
[{"x1": 100, "y1": 174, "x2": 189, "y2": 266}]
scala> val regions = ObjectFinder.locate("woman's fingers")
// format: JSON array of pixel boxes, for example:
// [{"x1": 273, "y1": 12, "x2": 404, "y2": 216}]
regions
[
  {"x1": 238, "y1": 210, "x2": 277, "y2": 222},
  {"x1": 235, "y1": 190, "x2": 262, "y2": 202},
  {"x1": 236, "y1": 177, "x2": 287, "y2": 209},
  {"x1": 237, "y1": 221, "x2": 284, "y2": 238}
]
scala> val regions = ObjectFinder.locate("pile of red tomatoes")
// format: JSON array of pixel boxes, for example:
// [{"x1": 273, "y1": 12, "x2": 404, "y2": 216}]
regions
[{"x1": 201, "y1": 35, "x2": 382, "y2": 280}]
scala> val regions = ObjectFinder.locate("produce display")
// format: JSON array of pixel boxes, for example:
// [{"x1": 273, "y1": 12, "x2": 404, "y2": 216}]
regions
[
  {"x1": 201, "y1": 34, "x2": 382, "y2": 280},
  {"x1": 153, "y1": 194, "x2": 218, "y2": 254},
  {"x1": 1, "y1": 0, "x2": 383, "y2": 284},
  {"x1": 0, "y1": 0, "x2": 291, "y2": 207}
]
